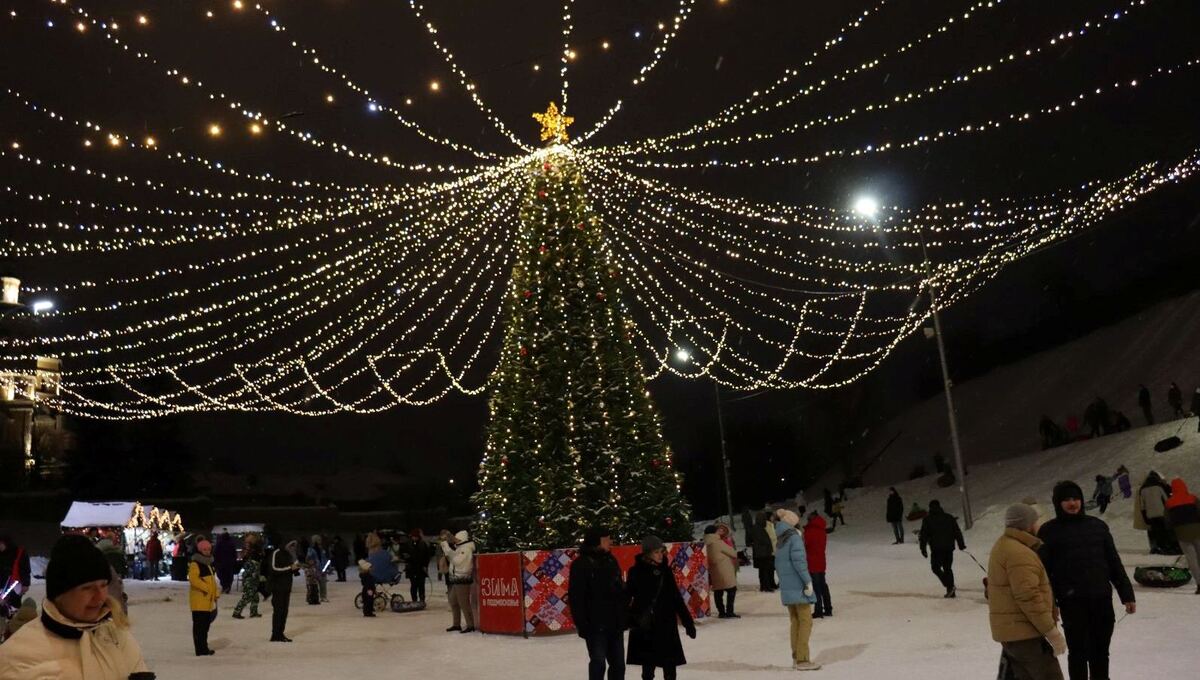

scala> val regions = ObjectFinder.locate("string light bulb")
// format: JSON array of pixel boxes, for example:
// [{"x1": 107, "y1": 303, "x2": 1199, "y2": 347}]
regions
[
  {"x1": 136, "y1": 14, "x2": 148, "y2": 26},
  {"x1": 207, "y1": 123, "x2": 222, "y2": 137},
  {"x1": 429, "y1": 80, "x2": 441, "y2": 92},
  {"x1": 249, "y1": 122, "x2": 263, "y2": 135}
]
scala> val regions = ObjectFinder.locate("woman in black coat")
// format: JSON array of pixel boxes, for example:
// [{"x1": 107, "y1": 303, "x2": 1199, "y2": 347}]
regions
[{"x1": 627, "y1": 536, "x2": 696, "y2": 680}]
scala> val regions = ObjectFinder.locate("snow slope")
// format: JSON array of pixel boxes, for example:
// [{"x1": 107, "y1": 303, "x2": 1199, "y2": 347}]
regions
[
  {"x1": 853, "y1": 290, "x2": 1200, "y2": 487},
  {"x1": 12, "y1": 422, "x2": 1200, "y2": 678}
]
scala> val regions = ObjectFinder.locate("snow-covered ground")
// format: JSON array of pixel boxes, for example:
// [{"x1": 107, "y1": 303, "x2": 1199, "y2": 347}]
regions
[{"x1": 16, "y1": 419, "x2": 1200, "y2": 678}]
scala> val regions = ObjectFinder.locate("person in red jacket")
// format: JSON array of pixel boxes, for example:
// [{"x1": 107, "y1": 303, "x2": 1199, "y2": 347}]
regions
[
  {"x1": 803, "y1": 511, "x2": 832, "y2": 618},
  {"x1": 145, "y1": 533, "x2": 164, "y2": 581}
]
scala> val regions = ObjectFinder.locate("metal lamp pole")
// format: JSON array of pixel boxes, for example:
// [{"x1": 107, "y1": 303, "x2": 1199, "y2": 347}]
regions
[
  {"x1": 713, "y1": 382, "x2": 735, "y2": 527},
  {"x1": 919, "y1": 231, "x2": 973, "y2": 529}
]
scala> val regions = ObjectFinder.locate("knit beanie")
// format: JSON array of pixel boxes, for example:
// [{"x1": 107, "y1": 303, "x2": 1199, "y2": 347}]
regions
[
  {"x1": 775, "y1": 509, "x2": 801, "y2": 527},
  {"x1": 640, "y1": 535, "x2": 664, "y2": 554},
  {"x1": 46, "y1": 534, "x2": 113, "y2": 600},
  {"x1": 1004, "y1": 503, "x2": 1039, "y2": 530},
  {"x1": 582, "y1": 526, "x2": 610, "y2": 548}
]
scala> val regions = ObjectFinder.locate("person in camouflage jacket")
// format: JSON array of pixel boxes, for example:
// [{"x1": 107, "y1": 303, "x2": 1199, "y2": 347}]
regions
[{"x1": 232, "y1": 536, "x2": 263, "y2": 619}]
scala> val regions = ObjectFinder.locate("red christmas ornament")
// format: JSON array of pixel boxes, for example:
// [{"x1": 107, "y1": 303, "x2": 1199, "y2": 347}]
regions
[
  {"x1": 543, "y1": 161, "x2": 552, "y2": 172},
  {"x1": 519, "y1": 346, "x2": 528, "y2": 356},
  {"x1": 576, "y1": 221, "x2": 585, "y2": 230},
  {"x1": 665, "y1": 517, "x2": 674, "y2": 526},
  {"x1": 596, "y1": 291, "x2": 606, "y2": 300},
  {"x1": 537, "y1": 189, "x2": 547, "y2": 199},
  {"x1": 523, "y1": 290, "x2": 532, "y2": 299},
  {"x1": 539, "y1": 244, "x2": 548, "y2": 254},
  {"x1": 651, "y1": 458, "x2": 660, "y2": 468}
]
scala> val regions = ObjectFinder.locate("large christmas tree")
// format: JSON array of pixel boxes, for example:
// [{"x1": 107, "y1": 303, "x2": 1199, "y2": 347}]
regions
[{"x1": 472, "y1": 104, "x2": 692, "y2": 551}]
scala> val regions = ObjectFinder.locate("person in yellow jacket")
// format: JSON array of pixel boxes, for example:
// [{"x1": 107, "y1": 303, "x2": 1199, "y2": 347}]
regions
[
  {"x1": 987, "y1": 504, "x2": 1065, "y2": 680},
  {"x1": 188, "y1": 537, "x2": 220, "y2": 656}
]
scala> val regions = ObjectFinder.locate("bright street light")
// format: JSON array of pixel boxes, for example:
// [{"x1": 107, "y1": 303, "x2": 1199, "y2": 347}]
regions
[
  {"x1": 30, "y1": 300, "x2": 54, "y2": 314},
  {"x1": 674, "y1": 348, "x2": 691, "y2": 363},
  {"x1": 853, "y1": 195, "x2": 879, "y2": 219}
]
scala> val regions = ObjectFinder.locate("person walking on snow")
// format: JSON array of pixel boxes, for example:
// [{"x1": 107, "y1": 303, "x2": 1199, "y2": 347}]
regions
[
  {"x1": 1137, "y1": 471, "x2": 1174, "y2": 554},
  {"x1": 213, "y1": 530, "x2": 237, "y2": 595},
  {"x1": 1137, "y1": 385, "x2": 1153, "y2": 425},
  {"x1": 822, "y1": 488, "x2": 834, "y2": 518},
  {"x1": 704, "y1": 525, "x2": 739, "y2": 619},
  {"x1": 330, "y1": 535, "x2": 351, "y2": 582},
  {"x1": 987, "y1": 504, "x2": 1066, "y2": 680},
  {"x1": 358, "y1": 559, "x2": 377, "y2": 617},
  {"x1": 1164, "y1": 477, "x2": 1200, "y2": 594},
  {"x1": 231, "y1": 534, "x2": 263, "y2": 619},
  {"x1": 1091, "y1": 475, "x2": 1113, "y2": 515},
  {"x1": 0, "y1": 535, "x2": 150, "y2": 679},
  {"x1": 144, "y1": 532, "x2": 163, "y2": 581},
  {"x1": 919, "y1": 499, "x2": 966, "y2": 598},
  {"x1": 886, "y1": 487, "x2": 905, "y2": 544},
  {"x1": 567, "y1": 527, "x2": 629, "y2": 680},
  {"x1": 1168, "y1": 382, "x2": 1184, "y2": 419},
  {"x1": 267, "y1": 539, "x2": 300, "y2": 642},
  {"x1": 803, "y1": 511, "x2": 832, "y2": 619},
  {"x1": 406, "y1": 529, "x2": 433, "y2": 604},
  {"x1": 1038, "y1": 481, "x2": 1135, "y2": 680},
  {"x1": 188, "y1": 537, "x2": 220, "y2": 656},
  {"x1": 774, "y1": 509, "x2": 820, "y2": 671},
  {"x1": 626, "y1": 535, "x2": 696, "y2": 680},
  {"x1": 441, "y1": 529, "x2": 476, "y2": 633}
]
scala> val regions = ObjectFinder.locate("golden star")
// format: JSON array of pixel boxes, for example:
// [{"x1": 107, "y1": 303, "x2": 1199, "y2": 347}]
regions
[{"x1": 532, "y1": 102, "x2": 574, "y2": 144}]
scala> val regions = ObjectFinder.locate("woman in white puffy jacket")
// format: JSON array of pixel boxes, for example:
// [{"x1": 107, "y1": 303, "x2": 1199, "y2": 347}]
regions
[
  {"x1": 0, "y1": 535, "x2": 150, "y2": 680},
  {"x1": 439, "y1": 530, "x2": 476, "y2": 633}
]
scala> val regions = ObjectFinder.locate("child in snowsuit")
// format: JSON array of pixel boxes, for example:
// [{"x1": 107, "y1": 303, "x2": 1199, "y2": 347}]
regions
[
  {"x1": 829, "y1": 498, "x2": 846, "y2": 529},
  {"x1": 1115, "y1": 466, "x2": 1132, "y2": 499},
  {"x1": 232, "y1": 539, "x2": 263, "y2": 619},
  {"x1": 358, "y1": 559, "x2": 377, "y2": 617}
]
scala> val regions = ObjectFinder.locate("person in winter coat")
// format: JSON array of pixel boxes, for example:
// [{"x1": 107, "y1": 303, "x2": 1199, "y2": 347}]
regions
[
  {"x1": 626, "y1": 535, "x2": 695, "y2": 680},
  {"x1": 405, "y1": 529, "x2": 433, "y2": 604},
  {"x1": 803, "y1": 511, "x2": 831, "y2": 619},
  {"x1": 1193, "y1": 387, "x2": 1200, "y2": 431},
  {"x1": 267, "y1": 539, "x2": 300, "y2": 642},
  {"x1": 0, "y1": 533, "x2": 33, "y2": 610},
  {"x1": 918, "y1": 499, "x2": 966, "y2": 598},
  {"x1": 304, "y1": 535, "x2": 329, "y2": 604},
  {"x1": 329, "y1": 535, "x2": 350, "y2": 582},
  {"x1": 750, "y1": 511, "x2": 776, "y2": 592},
  {"x1": 987, "y1": 504, "x2": 1066, "y2": 680},
  {"x1": 144, "y1": 532, "x2": 163, "y2": 581},
  {"x1": 1114, "y1": 466, "x2": 1132, "y2": 500},
  {"x1": 188, "y1": 537, "x2": 220, "y2": 656},
  {"x1": 0, "y1": 535, "x2": 150, "y2": 679},
  {"x1": 212, "y1": 530, "x2": 237, "y2": 595},
  {"x1": 568, "y1": 527, "x2": 629, "y2": 680},
  {"x1": 232, "y1": 534, "x2": 263, "y2": 619},
  {"x1": 704, "y1": 525, "x2": 739, "y2": 618},
  {"x1": 352, "y1": 533, "x2": 368, "y2": 563},
  {"x1": 1164, "y1": 478, "x2": 1200, "y2": 594},
  {"x1": 366, "y1": 532, "x2": 398, "y2": 585},
  {"x1": 822, "y1": 488, "x2": 834, "y2": 517},
  {"x1": 1137, "y1": 471, "x2": 1174, "y2": 554},
  {"x1": 1167, "y1": 382, "x2": 1184, "y2": 418},
  {"x1": 774, "y1": 509, "x2": 820, "y2": 671},
  {"x1": 1038, "y1": 481, "x2": 1135, "y2": 680},
  {"x1": 1091, "y1": 475, "x2": 1113, "y2": 515},
  {"x1": 440, "y1": 529, "x2": 476, "y2": 633},
  {"x1": 1137, "y1": 384, "x2": 1153, "y2": 425},
  {"x1": 886, "y1": 488, "x2": 905, "y2": 544},
  {"x1": 358, "y1": 559, "x2": 377, "y2": 617}
]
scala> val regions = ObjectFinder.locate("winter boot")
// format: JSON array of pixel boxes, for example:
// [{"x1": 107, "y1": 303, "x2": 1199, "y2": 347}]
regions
[
  {"x1": 944, "y1": 586, "x2": 956, "y2": 599},
  {"x1": 793, "y1": 661, "x2": 822, "y2": 671},
  {"x1": 231, "y1": 612, "x2": 244, "y2": 620}
]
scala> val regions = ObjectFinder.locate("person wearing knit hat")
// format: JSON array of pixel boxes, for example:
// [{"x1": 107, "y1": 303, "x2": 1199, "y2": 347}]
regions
[
  {"x1": 774, "y1": 508, "x2": 801, "y2": 529},
  {"x1": 918, "y1": 499, "x2": 967, "y2": 598},
  {"x1": 1038, "y1": 481, "x2": 1135, "y2": 680},
  {"x1": 987, "y1": 504, "x2": 1065, "y2": 679},
  {"x1": 568, "y1": 526, "x2": 627, "y2": 680},
  {"x1": 774, "y1": 508, "x2": 820, "y2": 670},
  {"x1": 188, "y1": 535, "x2": 220, "y2": 656},
  {"x1": 627, "y1": 534, "x2": 695, "y2": 678},
  {"x1": 0, "y1": 534, "x2": 151, "y2": 679}
]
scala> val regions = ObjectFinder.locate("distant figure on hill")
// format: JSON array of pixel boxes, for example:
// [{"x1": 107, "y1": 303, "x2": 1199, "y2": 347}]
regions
[
  {"x1": 1064, "y1": 415, "x2": 1081, "y2": 441},
  {"x1": 1039, "y1": 416, "x2": 1066, "y2": 450},
  {"x1": 886, "y1": 487, "x2": 905, "y2": 544},
  {"x1": 1083, "y1": 398, "x2": 1109, "y2": 438},
  {"x1": 1164, "y1": 478, "x2": 1200, "y2": 595},
  {"x1": 1111, "y1": 411, "x2": 1131, "y2": 433},
  {"x1": 822, "y1": 488, "x2": 834, "y2": 517},
  {"x1": 919, "y1": 500, "x2": 966, "y2": 599},
  {"x1": 1114, "y1": 466, "x2": 1132, "y2": 499},
  {"x1": 1168, "y1": 382, "x2": 1184, "y2": 419},
  {"x1": 1137, "y1": 384, "x2": 1154, "y2": 425},
  {"x1": 1091, "y1": 475, "x2": 1113, "y2": 515},
  {"x1": 1192, "y1": 388, "x2": 1200, "y2": 432}
]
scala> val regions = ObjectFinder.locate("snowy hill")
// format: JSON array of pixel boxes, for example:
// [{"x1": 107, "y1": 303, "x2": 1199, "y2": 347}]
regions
[{"x1": 850, "y1": 290, "x2": 1200, "y2": 488}]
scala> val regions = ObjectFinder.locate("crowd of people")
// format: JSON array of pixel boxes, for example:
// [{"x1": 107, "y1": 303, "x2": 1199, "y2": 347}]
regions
[{"x1": 1039, "y1": 382, "x2": 1200, "y2": 450}]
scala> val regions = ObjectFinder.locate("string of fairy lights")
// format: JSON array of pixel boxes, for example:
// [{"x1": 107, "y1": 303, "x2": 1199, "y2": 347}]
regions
[{"x1": 1, "y1": 0, "x2": 1197, "y2": 417}]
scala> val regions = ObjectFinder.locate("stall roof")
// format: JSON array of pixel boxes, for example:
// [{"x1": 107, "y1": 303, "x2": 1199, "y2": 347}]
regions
[
  {"x1": 211, "y1": 523, "x2": 265, "y2": 535},
  {"x1": 61, "y1": 501, "x2": 137, "y2": 528}
]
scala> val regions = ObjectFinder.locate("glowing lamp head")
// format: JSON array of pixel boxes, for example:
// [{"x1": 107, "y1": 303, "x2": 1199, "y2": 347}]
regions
[
  {"x1": 853, "y1": 195, "x2": 879, "y2": 219},
  {"x1": 144, "y1": 136, "x2": 156, "y2": 147},
  {"x1": 208, "y1": 123, "x2": 222, "y2": 137},
  {"x1": 31, "y1": 300, "x2": 54, "y2": 314},
  {"x1": 674, "y1": 348, "x2": 692, "y2": 364},
  {"x1": 429, "y1": 80, "x2": 440, "y2": 92},
  {"x1": 249, "y1": 123, "x2": 263, "y2": 135},
  {"x1": 136, "y1": 14, "x2": 148, "y2": 26}
]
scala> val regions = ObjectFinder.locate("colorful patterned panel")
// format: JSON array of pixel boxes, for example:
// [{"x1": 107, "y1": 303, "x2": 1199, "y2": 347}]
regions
[{"x1": 522, "y1": 548, "x2": 578, "y2": 634}]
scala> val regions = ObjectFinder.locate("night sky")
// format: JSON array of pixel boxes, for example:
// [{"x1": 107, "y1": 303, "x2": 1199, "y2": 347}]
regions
[{"x1": 2, "y1": 1, "x2": 1199, "y2": 515}]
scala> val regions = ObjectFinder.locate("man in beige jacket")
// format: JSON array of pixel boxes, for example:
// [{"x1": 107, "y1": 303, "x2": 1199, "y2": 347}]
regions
[{"x1": 987, "y1": 503, "x2": 1066, "y2": 680}]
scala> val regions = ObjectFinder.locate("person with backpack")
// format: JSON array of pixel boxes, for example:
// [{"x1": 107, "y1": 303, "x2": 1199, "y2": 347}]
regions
[
  {"x1": 919, "y1": 500, "x2": 966, "y2": 598},
  {"x1": 987, "y1": 504, "x2": 1065, "y2": 680},
  {"x1": 1038, "y1": 481, "x2": 1135, "y2": 680},
  {"x1": 774, "y1": 509, "x2": 820, "y2": 671},
  {"x1": 187, "y1": 537, "x2": 220, "y2": 656},
  {"x1": 267, "y1": 539, "x2": 300, "y2": 642},
  {"x1": 567, "y1": 527, "x2": 628, "y2": 680},
  {"x1": 886, "y1": 488, "x2": 905, "y2": 544},
  {"x1": 231, "y1": 534, "x2": 263, "y2": 620},
  {"x1": 626, "y1": 535, "x2": 695, "y2": 680}
]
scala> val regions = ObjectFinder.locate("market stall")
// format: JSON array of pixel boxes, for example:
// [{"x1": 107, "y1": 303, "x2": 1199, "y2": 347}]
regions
[{"x1": 60, "y1": 501, "x2": 185, "y2": 578}]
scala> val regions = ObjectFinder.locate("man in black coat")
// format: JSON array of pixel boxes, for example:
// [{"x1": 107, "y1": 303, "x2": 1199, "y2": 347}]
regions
[
  {"x1": 1137, "y1": 385, "x2": 1153, "y2": 425},
  {"x1": 886, "y1": 488, "x2": 905, "y2": 544},
  {"x1": 1167, "y1": 382, "x2": 1184, "y2": 418},
  {"x1": 918, "y1": 500, "x2": 966, "y2": 598},
  {"x1": 267, "y1": 539, "x2": 301, "y2": 642},
  {"x1": 568, "y1": 527, "x2": 629, "y2": 680},
  {"x1": 1038, "y1": 480, "x2": 1135, "y2": 680},
  {"x1": 750, "y1": 511, "x2": 776, "y2": 592}
]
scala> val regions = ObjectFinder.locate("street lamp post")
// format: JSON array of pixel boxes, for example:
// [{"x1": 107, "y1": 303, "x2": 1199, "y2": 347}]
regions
[
  {"x1": 712, "y1": 382, "x2": 735, "y2": 528},
  {"x1": 918, "y1": 231, "x2": 973, "y2": 530}
]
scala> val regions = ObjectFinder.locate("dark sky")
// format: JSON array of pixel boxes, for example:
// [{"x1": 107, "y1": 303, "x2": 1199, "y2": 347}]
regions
[{"x1": 2, "y1": 1, "x2": 1199, "y2": 513}]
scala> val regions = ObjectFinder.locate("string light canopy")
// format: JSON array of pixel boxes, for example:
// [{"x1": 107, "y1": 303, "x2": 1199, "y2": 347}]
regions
[{"x1": 1, "y1": 0, "x2": 1197, "y2": 419}]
